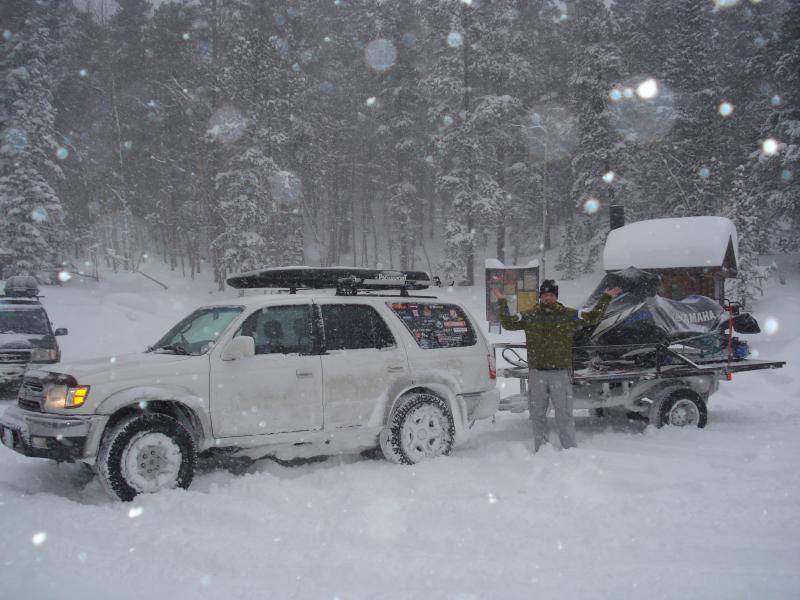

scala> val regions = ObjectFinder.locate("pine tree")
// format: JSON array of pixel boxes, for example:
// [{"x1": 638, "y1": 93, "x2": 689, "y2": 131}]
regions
[
  {"x1": 556, "y1": 222, "x2": 581, "y2": 280},
  {"x1": 0, "y1": 1, "x2": 66, "y2": 274},
  {"x1": 728, "y1": 166, "x2": 767, "y2": 306},
  {"x1": 211, "y1": 147, "x2": 300, "y2": 279}
]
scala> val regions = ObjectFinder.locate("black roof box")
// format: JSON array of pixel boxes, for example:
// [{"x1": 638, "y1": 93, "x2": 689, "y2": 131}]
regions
[{"x1": 227, "y1": 267, "x2": 431, "y2": 294}]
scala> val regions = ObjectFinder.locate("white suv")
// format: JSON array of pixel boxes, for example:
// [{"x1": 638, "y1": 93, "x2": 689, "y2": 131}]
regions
[{"x1": 0, "y1": 276, "x2": 498, "y2": 501}]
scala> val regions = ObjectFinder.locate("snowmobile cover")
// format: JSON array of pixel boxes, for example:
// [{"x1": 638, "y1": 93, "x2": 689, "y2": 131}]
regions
[{"x1": 577, "y1": 267, "x2": 758, "y2": 350}]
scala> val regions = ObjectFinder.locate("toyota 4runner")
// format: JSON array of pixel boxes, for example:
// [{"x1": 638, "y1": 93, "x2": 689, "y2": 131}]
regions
[{"x1": 0, "y1": 269, "x2": 498, "y2": 501}]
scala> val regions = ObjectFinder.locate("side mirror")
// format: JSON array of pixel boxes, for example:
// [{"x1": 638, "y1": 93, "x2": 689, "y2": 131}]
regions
[
  {"x1": 221, "y1": 336, "x2": 255, "y2": 361},
  {"x1": 54, "y1": 328, "x2": 68, "y2": 336}
]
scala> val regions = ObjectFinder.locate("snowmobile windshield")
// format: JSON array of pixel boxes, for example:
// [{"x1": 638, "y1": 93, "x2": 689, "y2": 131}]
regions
[
  {"x1": 0, "y1": 308, "x2": 50, "y2": 336},
  {"x1": 583, "y1": 266, "x2": 662, "y2": 309},
  {"x1": 150, "y1": 306, "x2": 243, "y2": 355}
]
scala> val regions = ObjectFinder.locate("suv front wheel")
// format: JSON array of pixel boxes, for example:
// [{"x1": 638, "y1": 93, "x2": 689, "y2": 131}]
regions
[
  {"x1": 380, "y1": 392, "x2": 455, "y2": 465},
  {"x1": 97, "y1": 412, "x2": 196, "y2": 501}
]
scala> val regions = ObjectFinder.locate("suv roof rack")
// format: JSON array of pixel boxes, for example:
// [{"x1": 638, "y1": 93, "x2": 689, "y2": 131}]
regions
[{"x1": 227, "y1": 267, "x2": 435, "y2": 297}]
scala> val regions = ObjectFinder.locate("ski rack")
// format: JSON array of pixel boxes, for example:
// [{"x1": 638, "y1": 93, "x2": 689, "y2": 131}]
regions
[
  {"x1": 226, "y1": 267, "x2": 436, "y2": 297},
  {"x1": 492, "y1": 341, "x2": 786, "y2": 384}
]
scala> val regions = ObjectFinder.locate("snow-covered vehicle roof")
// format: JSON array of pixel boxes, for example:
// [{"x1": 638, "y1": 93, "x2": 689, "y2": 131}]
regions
[{"x1": 603, "y1": 216, "x2": 738, "y2": 271}]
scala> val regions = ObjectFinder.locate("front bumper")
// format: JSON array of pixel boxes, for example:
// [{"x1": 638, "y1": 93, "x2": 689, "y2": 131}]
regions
[
  {"x1": 462, "y1": 387, "x2": 500, "y2": 421},
  {"x1": 0, "y1": 404, "x2": 105, "y2": 462},
  {"x1": 0, "y1": 365, "x2": 27, "y2": 386}
]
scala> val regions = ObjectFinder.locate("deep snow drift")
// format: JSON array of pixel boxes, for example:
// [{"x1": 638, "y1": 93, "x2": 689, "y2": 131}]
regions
[{"x1": 1, "y1": 261, "x2": 798, "y2": 600}]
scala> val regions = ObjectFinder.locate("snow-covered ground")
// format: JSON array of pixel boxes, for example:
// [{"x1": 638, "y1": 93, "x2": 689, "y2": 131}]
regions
[{"x1": 1, "y1": 261, "x2": 798, "y2": 599}]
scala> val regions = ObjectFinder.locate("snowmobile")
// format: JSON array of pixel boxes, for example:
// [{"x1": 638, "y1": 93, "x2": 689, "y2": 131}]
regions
[{"x1": 571, "y1": 267, "x2": 760, "y2": 369}]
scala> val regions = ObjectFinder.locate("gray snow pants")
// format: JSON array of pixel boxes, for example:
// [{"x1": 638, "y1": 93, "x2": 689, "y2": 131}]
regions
[{"x1": 528, "y1": 368, "x2": 576, "y2": 451}]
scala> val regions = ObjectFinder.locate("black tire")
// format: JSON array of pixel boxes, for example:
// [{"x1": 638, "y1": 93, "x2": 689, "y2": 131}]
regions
[
  {"x1": 651, "y1": 390, "x2": 708, "y2": 429},
  {"x1": 97, "y1": 412, "x2": 196, "y2": 501},
  {"x1": 380, "y1": 392, "x2": 455, "y2": 465}
]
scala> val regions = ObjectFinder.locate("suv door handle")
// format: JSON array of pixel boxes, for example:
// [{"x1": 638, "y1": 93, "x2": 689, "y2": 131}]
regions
[
  {"x1": 387, "y1": 364, "x2": 405, "y2": 373},
  {"x1": 296, "y1": 368, "x2": 314, "y2": 379}
]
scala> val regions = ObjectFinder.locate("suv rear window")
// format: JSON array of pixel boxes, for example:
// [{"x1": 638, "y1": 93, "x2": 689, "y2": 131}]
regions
[
  {"x1": 388, "y1": 302, "x2": 476, "y2": 349},
  {"x1": 321, "y1": 304, "x2": 396, "y2": 351}
]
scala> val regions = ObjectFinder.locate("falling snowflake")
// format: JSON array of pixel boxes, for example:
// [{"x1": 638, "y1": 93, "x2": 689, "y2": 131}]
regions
[
  {"x1": 636, "y1": 78, "x2": 658, "y2": 100},
  {"x1": 447, "y1": 32, "x2": 463, "y2": 48},
  {"x1": 207, "y1": 105, "x2": 246, "y2": 144},
  {"x1": 365, "y1": 96, "x2": 377, "y2": 107},
  {"x1": 602, "y1": 171, "x2": 615, "y2": 184},
  {"x1": 583, "y1": 198, "x2": 600, "y2": 215},
  {"x1": 32, "y1": 532, "x2": 47, "y2": 546},
  {"x1": 699, "y1": 167, "x2": 710, "y2": 179},
  {"x1": 128, "y1": 506, "x2": 144, "y2": 519},
  {"x1": 58, "y1": 271, "x2": 72, "y2": 283},
  {"x1": 364, "y1": 38, "x2": 397, "y2": 72},
  {"x1": 718, "y1": 102, "x2": 733, "y2": 117},
  {"x1": 56, "y1": 146, "x2": 69, "y2": 160},
  {"x1": 31, "y1": 207, "x2": 47, "y2": 222},
  {"x1": 763, "y1": 317, "x2": 778, "y2": 335},
  {"x1": 760, "y1": 138, "x2": 778, "y2": 156}
]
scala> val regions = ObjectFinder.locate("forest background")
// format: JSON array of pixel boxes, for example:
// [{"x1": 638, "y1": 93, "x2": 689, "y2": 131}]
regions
[{"x1": 1, "y1": 0, "x2": 797, "y2": 295}]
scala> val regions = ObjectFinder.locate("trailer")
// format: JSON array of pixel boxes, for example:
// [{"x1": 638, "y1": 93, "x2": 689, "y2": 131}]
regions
[{"x1": 493, "y1": 341, "x2": 786, "y2": 428}]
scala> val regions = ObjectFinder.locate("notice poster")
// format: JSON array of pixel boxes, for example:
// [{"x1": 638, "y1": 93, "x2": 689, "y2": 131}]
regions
[{"x1": 485, "y1": 263, "x2": 539, "y2": 329}]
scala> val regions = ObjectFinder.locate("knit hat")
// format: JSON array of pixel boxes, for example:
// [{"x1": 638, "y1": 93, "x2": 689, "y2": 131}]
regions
[{"x1": 539, "y1": 279, "x2": 559, "y2": 297}]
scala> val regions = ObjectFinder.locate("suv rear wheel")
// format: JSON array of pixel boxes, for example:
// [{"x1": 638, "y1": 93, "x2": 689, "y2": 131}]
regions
[
  {"x1": 380, "y1": 392, "x2": 455, "y2": 465},
  {"x1": 97, "y1": 412, "x2": 196, "y2": 501}
]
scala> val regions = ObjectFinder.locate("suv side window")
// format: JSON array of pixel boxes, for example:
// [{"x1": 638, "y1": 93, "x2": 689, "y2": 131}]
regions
[
  {"x1": 321, "y1": 304, "x2": 396, "y2": 351},
  {"x1": 387, "y1": 302, "x2": 477, "y2": 349},
  {"x1": 235, "y1": 305, "x2": 314, "y2": 355}
]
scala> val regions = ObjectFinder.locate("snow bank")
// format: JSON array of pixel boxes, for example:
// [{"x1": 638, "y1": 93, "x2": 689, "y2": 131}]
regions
[{"x1": 603, "y1": 216, "x2": 738, "y2": 271}]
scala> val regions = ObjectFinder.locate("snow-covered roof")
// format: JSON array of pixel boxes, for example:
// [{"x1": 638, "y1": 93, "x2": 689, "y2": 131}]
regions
[
  {"x1": 603, "y1": 216, "x2": 738, "y2": 271},
  {"x1": 484, "y1": 258, "x2": 539, "y2": 269}
]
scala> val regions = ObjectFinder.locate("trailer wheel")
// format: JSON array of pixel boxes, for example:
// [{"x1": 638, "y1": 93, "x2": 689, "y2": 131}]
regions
[{"x1": 650, "y1": 390, "x2": 707, "y2": 429}]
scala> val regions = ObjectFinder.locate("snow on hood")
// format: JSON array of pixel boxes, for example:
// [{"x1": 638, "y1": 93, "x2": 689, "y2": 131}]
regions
[
  {"x1": 0, "y1": 332, "x2": 49, "y2": 348},
  {"x1": 39, "y1": 351, "x2": 195, "y2": 383}
]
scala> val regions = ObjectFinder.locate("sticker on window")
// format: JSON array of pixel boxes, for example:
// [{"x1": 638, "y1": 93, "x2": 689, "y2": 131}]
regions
[{"x1": 388, "y1": 303, "x2": 476, "y2": 349}]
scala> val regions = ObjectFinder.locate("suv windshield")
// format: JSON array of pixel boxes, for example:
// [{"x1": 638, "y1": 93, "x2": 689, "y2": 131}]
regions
[
  {"x1": 0, "y1": 308, "x2": 50, "y2": 336},
  {"x1": 150, "y1": 306, "x2": 243, "y2": 355}
]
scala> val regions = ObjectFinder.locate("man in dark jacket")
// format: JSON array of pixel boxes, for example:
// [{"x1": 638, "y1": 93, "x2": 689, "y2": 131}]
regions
[{"x1": 494, "y1": 279, "x2": 621, "y2": 451}]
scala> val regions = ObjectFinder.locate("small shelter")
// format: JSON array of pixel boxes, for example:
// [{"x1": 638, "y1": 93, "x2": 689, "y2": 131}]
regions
[{"x1": 603, "y1": 216, "x2": 738, "y2": 304}]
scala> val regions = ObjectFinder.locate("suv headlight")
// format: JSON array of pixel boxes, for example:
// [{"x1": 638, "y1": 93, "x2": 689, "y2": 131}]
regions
[
  {"x1": 44, "y1": 385, "x2": 89, "y2": 409},
  {"x1": 30, "y1": 348, "x2": 58, "y2": 363}
]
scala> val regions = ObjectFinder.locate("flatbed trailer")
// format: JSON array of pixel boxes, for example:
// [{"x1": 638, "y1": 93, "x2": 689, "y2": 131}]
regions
[{"x1": 493, "y1": 342, "x2": 786, "y2": 427}]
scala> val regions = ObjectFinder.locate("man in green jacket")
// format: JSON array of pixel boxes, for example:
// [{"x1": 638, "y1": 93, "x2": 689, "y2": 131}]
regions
[{"x1": 494, "y1": 279, "x2": 621, "y2": 451}]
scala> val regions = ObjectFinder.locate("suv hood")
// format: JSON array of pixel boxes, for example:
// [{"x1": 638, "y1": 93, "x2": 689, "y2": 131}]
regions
[
  {"x1": 37, "y1": 352, "x2": 197, "y2": 384},
  {"x1": 0, "y1": 332, "x2": 52, "y2": 349}
]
